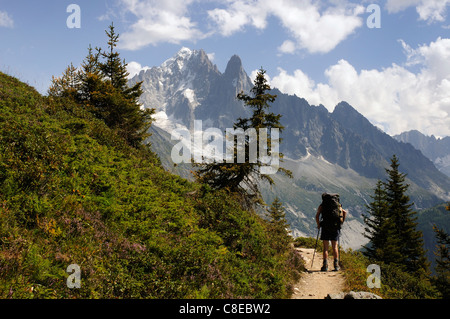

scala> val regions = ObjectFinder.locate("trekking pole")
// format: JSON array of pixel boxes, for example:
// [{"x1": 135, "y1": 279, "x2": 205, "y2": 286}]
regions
[{"x1": 311, "y1": 227, "x2": 321, "y2": 269}]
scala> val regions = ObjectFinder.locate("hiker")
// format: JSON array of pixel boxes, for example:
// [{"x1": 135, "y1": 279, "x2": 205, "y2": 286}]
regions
[{"x1": 315, "y1": 193, "x2": 347, "y2": 272}]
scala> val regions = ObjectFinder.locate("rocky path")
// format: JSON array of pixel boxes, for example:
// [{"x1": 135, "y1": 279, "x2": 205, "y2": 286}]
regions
[{"x1": 291, "y1": 248, "x2": 346, "y2": 299}]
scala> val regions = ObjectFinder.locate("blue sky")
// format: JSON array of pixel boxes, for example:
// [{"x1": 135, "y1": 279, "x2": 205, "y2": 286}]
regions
[{"x1": 0, "y1": 0, "x2": 449, "y2": 137}]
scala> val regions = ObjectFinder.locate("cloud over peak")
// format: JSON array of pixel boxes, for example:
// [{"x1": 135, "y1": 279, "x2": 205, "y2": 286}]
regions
[
  {"x1": 117, "y1": 0, "x2": 365, "y2": 54},
  {"x1": 118, "y1": 0, "x2": 204, "y2": 50},
  {"x1": 270, "y1": 37, "x2": 450, "y2": 137}
]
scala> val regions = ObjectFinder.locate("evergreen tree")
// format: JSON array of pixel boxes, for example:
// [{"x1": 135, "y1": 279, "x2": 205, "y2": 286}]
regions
[
  {"x1": 363, "y1": 155, "x2": 429, "y2": 275},
  {"x1": 266, "y1": 197, "x2": 291, "y2": 252},
  {"x1": 48, "y1": 23, "x2": 154, "y2": 148},
  {"x1": 363, "y1": 180, "x2": 403, "y2": 265},
  {"x1": 194, "y1": 69, "x2": 291, "y2": 208},
  {"x1": 363, "y1": 180, "x2": 388, "y2": 260},
  {"x1": 267, "y1": 197, "x2": 290, "y2": 233},
  {"x1": 383, "y1": 155, "x2": 429, "y2": 274},
  {"x1": 100, "y1": 22, "x2": 128, "y2": 91},
  {"x1": 97, "y1": 23, "x2": 154, "y2": 147},
  {"x1": 99, "y1": 23, "x2": 144, "y2": 105},
  {"x1": 77, "y1": 45, "x2": 102, "y2": 100},
  {"x1": 432, "y1": 225, "x2": 450, "y2": 298},
  {"x1": 48, "y1": 62, "x2": 80, "y2": 99}
]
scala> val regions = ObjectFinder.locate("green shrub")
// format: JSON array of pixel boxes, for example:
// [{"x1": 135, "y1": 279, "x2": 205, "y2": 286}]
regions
[{"x1": 340, "y1": 249, "x2": 440, "y2": 299}]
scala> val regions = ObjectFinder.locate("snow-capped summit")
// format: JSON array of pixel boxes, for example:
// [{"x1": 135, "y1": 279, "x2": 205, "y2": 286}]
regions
[
  {"x1": 160, "y1": 47, "x2": 194, "y2": 72},
  {"x1": 128, "y1": 48, "x2": 252, "y2": 131}
]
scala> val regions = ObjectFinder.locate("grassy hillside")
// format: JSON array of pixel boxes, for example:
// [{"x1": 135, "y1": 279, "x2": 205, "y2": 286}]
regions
[{"x1": 0, "y1": 72, "x2": 302, "y2": 299}]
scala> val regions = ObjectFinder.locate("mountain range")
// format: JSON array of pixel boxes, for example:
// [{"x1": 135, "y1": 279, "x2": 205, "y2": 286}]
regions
[
  {"x1": 394, "y1": 130, "x2": 450, "y2": 177},
  {"x1": 129, "y1": 48, "x2": 450, "y2": 249}
]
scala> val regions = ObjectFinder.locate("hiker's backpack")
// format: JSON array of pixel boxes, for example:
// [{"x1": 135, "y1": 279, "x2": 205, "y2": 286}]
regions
[{"x1": 320, "y1": 193, "x2": 343, "y2": 230}]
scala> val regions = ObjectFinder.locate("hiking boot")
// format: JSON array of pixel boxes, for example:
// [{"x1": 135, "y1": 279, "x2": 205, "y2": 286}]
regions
[
  {"x1": 320, "y1": 261, "x2": 328, "y2": 272},
  {"x1": 333, "y1": 259, "x2": 340, "y2": 272}
]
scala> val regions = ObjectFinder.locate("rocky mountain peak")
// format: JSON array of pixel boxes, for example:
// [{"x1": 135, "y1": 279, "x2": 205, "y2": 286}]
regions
[
  {"x1": 222, "y1": 54, "x2": 253, "y2": 96},
  {"x1": 224, "y1": 55, "x2": 243, "y2": 76},
  {"x1": 159, "y1": 47, "x2": 218, "y2": 75},
  {"x1": 128, "y1": 48, "x2": 253, "y2": 131},
  {"x1": 394, "y1": 130, "x2": 450, "y2": 177},
  {"x1": 332, "y1": 101, "x2": 364, "y2": 120}
]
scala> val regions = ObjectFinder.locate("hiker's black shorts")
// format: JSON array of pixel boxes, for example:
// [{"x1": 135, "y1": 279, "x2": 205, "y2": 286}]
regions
[{"x1": 320, "y1": 227, "x2": 340, "y2": 241}]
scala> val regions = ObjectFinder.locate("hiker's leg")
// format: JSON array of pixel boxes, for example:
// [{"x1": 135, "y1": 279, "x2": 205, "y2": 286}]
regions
[
  {"x1": 331, "y1": 240, "x2": 340, "y2": 271},
  {"x1": 331, "y1": 240, "x2": 338, "y2": 260},
  {"x1": 321, "y1": 240, "x2": 329, "y2": 271},
  {"x1": 322, "y1": 240, "x2": 329, "y2": 260}
]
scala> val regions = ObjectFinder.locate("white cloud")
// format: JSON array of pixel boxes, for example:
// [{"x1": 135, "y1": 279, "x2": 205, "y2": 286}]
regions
[
  {"x1": 385, "y1": 0, "x2": 421, "y2": 13},
  {"x1": 386, "y1": 0, "x2": 450, "y2": 23},
  {"x1": 127, "y1": 61, "x2": 149, "y2": 79},
  {"x1": 271, "y1": 38, "x2": 450, "y2": 137},
  {"x1": 416, "y1": 0, "x2": 450, "y2": 22},
  {"x1": 269, "y1": 0, "x2": 365, "y2": 54},
  {"x1": 116, "y1": 0, "x2": 364, "y2": 54},
  {"x1": 278, "y1": 40, "x2": 296, "y2": 54},
  {"x1": 207, "y1": 0, "x2": 268, "y2": 36},
  {"x1": 118, "y1": 0, "x2": 204, "y2": 50},
  {"x1": 208, "y1": 0, "x2": 365, "y2": 54},
  {"x1": 0, "y1": 10, "x2": 14, "y2": 28}
]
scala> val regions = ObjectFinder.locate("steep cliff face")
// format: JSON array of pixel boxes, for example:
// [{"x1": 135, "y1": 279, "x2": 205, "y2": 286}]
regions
[
  {"x1": 270, "y1": 93, "x2": 387, "y2": 179},
  {"x1": 332, "y1": 102, "x2": 450, "y2": 195},
  {"x1": 194, "y1": 53, "x2": 253, "y2": 128}
]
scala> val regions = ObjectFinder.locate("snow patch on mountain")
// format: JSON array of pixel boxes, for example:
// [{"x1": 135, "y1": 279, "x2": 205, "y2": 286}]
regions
[
  {"x1": 183, "y1": 88, "x2": 199, "y2": 108},
  {"x1": 161, "y1": 47, "x2": 193, "y2": 72}
]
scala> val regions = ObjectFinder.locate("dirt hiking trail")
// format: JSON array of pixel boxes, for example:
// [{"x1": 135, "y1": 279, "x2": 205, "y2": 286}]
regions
[{"x1": 292, "y1": 247, "x2": 346, "y2": 299}]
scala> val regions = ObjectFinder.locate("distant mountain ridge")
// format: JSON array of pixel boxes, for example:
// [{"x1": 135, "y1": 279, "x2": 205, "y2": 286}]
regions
[
  {"x1": 394, "y1": 130, "x2": 450, "y2": 177},
  {"x1": 330, "y1": 102, "x2": 450, "y2": 196},
  {"x1": 130, "y1": 47, "x2": 450, "y2": 248}
]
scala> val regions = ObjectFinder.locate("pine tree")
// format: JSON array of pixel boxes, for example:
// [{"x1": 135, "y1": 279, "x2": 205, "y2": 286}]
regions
[
  {"x1": 76, "y1": 45, "x2": 104, "y2": 116},
  {"x1": 432, "y1": 225, "x2": 450, "y2": 298},
  {"x1": 77, "y1": 45, "x2": 102, "y2": 99},
  {"x1": 383, "y1": 155, "x2": 429, "y2": 275},
  {"x1": 100, "y1": 22, "x2": 129, "y2": 91},
  {"x1": 266, "y1": 197, "x2": 291, "y2": 252},
  {"x1": 194, "y1": 68, "x2": 291, "y2": 208},
  {"x1": 96, "y1": 23, "x2": 154, "y2": 147},
  {"x1": 363, "y1": 180, "x2": 388, "y2": 260},
  {"x1": 48, "y1": 62, "x2": 80, "y2": 99},
  {"x1": 363, "y1": 179, "x2": 403, "y2": 265},
  {"x1": 363, "y1": 156, "x2": 429, "y2": 275},
  {"x1": 267, "y1": 197, "x2": 290, "y2": 233},
  {"x1": 50, "y1": 23, "x2": 154, "y2": 148},
  {"x1": 99, "y1": 23, "x2": 143, "y2": 103}
]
